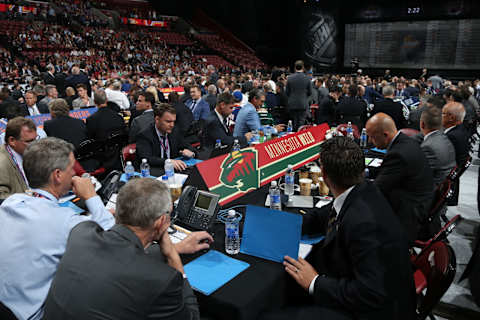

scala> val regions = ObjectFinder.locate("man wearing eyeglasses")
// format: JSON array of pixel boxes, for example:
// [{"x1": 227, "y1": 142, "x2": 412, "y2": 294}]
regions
[{"x1": 0, "y1": 117, "x2": 38, "y2": 200}]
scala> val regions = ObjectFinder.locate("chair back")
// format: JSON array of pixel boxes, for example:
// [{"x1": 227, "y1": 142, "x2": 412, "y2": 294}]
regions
[
  {"x1": 427, "y1": 179, "x2": 452, "y2": 222},
  {"x1": 336, "y1": 123, "x2": 360, "y2": 139},
  {"x1": 121, "y1": 143, "x2": 136, "y2": 169},
  {"x1": 400, "y1": 128, "x2": 420, "y2": 137},
  {"x1": 413, "y1": 241, "x2": 456, "y2": 320},
  {"x1": 75, "y1": 138, "x2": 100, "y2": 161}
]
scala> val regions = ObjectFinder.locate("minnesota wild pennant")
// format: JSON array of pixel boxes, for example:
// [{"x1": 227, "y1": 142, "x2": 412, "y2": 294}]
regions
[{"x1": 196, "y1": 123, "x2": 330, "y2": 205}]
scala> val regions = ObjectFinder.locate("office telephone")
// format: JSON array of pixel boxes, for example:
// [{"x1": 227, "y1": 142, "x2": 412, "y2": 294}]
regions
[{"x1": 173, "y1": 186, "x2": 220, "y2": 231}]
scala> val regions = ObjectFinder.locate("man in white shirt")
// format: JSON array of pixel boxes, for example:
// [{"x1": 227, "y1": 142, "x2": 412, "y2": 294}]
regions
[
  {"x1": 105, "y1": 80, "x2": 130, "y2": 110},
  {"x1": 24, "y1": 90, "x2": 41, "y2": 116}
]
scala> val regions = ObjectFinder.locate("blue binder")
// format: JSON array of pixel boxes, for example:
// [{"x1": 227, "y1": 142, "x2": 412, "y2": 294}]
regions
[
  {"x1": 240, "y1": 205, "x2": 302, "y2": 263},
  {"x1": 184, "y1": 250, "x2": 250, "y2": 295}
]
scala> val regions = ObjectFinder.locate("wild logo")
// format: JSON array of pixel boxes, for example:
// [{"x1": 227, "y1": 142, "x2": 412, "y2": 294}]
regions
[{"x1": 220, "y1": 149, "x2": 259, "y2": 192}]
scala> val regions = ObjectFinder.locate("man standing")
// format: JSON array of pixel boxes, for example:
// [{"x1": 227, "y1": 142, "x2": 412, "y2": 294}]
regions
[
  {"x1": 86, "y1": 89, "x2": 126, "y2": 142},
  {"x1": 366, "y1": 113, "x2": 433, "y2": 242},
  {"x1": 0, "y1": 137, "x2": 115, "y2": 320},
  {"x1": 372, "y1": 85, "x2": 408, "y2": 129},
  {"x1": 204, "y1": 92, "x2": 252, "y2": 148},
  {"x1": 136, "y1": 104, "x2": 195, "y2": 176},
  {"x1": 0, "y1": 117, "x2": 37, "y2": 200},
  {"x1": 286, "y1": 60, "x2": 312, "y2": 130},
  {"x1": 38, "y1": 85, "x2": 58, "y2": 114},
  {"x1": 129, "y1": 91, "x2": 155, "y2": 143},
  {"x1": 268, "y1": 137, "x2": 415, "y2": 320},
  {"x1": 186, "y1": 85, "x2": 210, "y2": 121},
  {"x1": 105, "y1": 81, "x2": 130, "y2": 110},
  {"x1": 204, "y1": 84, "x2": 217, "y2": 111}
]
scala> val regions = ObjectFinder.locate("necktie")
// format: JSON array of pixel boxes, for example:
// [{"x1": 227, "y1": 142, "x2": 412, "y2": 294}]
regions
[
  {"x1": 190, "y1": 100, "x2": 197, "y2": 112},
  {"x1": 223, "y1": 117, "x2": 229, "y2": 133},
  {"x1": 326, "y1": 206, "x2": 337, "y2": 236}
]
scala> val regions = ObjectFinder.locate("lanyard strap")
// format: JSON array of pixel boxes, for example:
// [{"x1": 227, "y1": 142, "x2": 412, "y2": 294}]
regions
[
  {"x1": 159, "y1": 135, "x2": 170, "y2": 159},
  {"x1": 6, "y1": 145, "x2": 28, "y2": 185}
]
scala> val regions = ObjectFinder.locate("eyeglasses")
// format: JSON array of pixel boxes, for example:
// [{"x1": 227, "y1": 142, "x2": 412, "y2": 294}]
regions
[{"x1": 20, "y1": 135, "x2": 39, "y2": 144}]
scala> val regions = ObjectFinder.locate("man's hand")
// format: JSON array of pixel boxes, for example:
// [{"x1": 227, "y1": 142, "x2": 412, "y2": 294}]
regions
[
  {"x1": 159, "y1": 229, "x2": 184, "y2": 274},
  {"x1": 181, "y1": 149, "x2": 195, "y2": 159},
  {"x1": 175, "y1": 231, "x2": 214, "y2": 254},
  {"x1": 171, "y1": 159, "x2": 187, "y2": 171},
  {"x1": 274, "y1": 124, "x2": 286, "y2": 132},
  {"x1": 284, "y1": 256, "x2": 318, "y2": 291},
  {"x1": 72, "y1": 176, "x2": 97, "y2": 201},
  {"x1": 244, "y1": 132, "x2": 253, "y2": 141}
]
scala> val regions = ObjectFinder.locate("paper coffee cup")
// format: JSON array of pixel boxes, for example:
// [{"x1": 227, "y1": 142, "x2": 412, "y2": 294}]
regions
[
  {"x1": 299, "y1": 178, "x2": 312, "y2": 196},
  {"x1": 309, "y1": 166, "x2": 321, "y2": 184}
]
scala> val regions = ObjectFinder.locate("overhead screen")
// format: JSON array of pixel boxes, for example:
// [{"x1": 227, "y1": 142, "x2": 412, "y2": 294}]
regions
[{"x1": 344, "y1": 19, "x2": 480, "y2": 70}]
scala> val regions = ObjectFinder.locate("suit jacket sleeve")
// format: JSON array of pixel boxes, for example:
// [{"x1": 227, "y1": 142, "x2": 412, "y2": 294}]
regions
[
  {"x1": 207, "y1": 118, "x2": 247, "y2": 147},
  {"x1": 199, "y1": 102, "x2": 210, "y2": 121},
  {"x1": 420, "y1": 143, "x2": 437, "y2": 174},
  {"x1": 128, "y1": 118, "x2": 140, "y2": 143},
  {"x1": 246, "y1": 108, "x2": 261, "y2": 132},
  {"x1": 0, "y1": 161, "x2": 14, "y2": 200},
  {"x1": 148, "y1": 272, "x2": 200, "y2": 320},
  {"x1": 312, "y1": 219, "x2": 389, "y2": 311},
  {"x1": 374, "y1": 152, "x2": 406, "y2": 197},
  {"x1": 302, "y1": 204, "x2": 330, "y2": 235}
]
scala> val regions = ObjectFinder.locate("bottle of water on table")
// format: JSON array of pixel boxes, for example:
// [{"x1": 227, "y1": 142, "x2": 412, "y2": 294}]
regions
[
  {"x1": 284, "y1": 164, "x2": 295, "y2": 196},
  {"x1": 124, "y1": 161, "x2": 134, "y2": 181},
  {"x1": 360, "y1": 128, "x2": 368, "y2": 148},
  {"x1": 225, "y1": 210, "x2": 240, "y2": 255},
  {"x1": 164, "y1": 159, "x2": 175, "y2": 185},
  {"x1": 232, "y1": 139, "x2": 241, "y2": 152},
  {"x1": 269, "y1": 180, "x2": 282, "y2": 211},
  {"x1": 140, "y1": 158, "x2": 150, "y2": 178},
  {"x1": 287, "y1": 120, "x2": 293, "y2": 134},
  {"x1": 215, "y1": 139, "x2": 222, "y2": 149},
  {"x1": 346, "y1": 121, "x2": 354, "y2": 139}
]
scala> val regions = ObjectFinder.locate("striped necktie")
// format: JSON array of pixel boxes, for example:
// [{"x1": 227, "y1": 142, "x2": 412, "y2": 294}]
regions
[{"x1": 326, "y1": 206, "x2": 337, "y2": 235}]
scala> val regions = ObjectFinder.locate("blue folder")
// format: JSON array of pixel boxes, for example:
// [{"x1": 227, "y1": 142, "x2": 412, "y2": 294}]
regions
[
  {"x1": 174, "y1": 157, "x2": 203, "y2": 167},
  {"x1": 370, "y1": 147, "x2": 387, "y2": 154},
  {"x1": 240, "y1": 205, "x2": 302, "y2": 263},
  {"x1": 58, "y1": 201, "x2": 85, "y2": 214},
  {"x1": 184, "y1": 250, "x2": 250, "y2": 295},
  {"x1": 120, "y1": 172, "x2": 156, "y2": 183},
  {"x1": 300, "y1": 234, "x2": 325, "y2": 245}
]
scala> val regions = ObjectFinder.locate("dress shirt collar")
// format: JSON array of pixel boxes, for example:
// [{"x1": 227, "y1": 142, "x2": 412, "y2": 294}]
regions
[
  {"x1": 423, "y1": 129, "x2": 438, "y2": 141},
  {"x1": 444, "y1": 125, "x2": 456, "y2": 134},
  {"x1": 30, "y1": 188, "x2": 58, "y2": 202},
  {"x1": 143, "y1": 108, "x2": 153, "y2": 113},
  {"x1": 214, "y1": 109, "x2": 225, "y2": 124},
  {"x1": 28, "y1": 104, "x2": 40, "y2": 116},
  {"x1": 155, "y1": 125, "x2": 167, "y2": 139},
  {"x1": 387, "y1": 131, "x2": 401, "y2": 150},
  {"x1": 332, "y1": 185, "x2": 355, "y2": 217}
]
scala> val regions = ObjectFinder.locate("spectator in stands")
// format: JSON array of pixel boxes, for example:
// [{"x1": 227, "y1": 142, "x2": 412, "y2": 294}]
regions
[
  {"x1": 38, "y1": 84, "x2": 58, "y2": 114},
  {"x1": 267, "y1": 137, "x2": 415, "y2": 320},
  {"x1": 185, "y1": 85, "x2": 210, "y2": 121},
  {"x1": 129, "y1": 91, "x2": 155, "y2": 143},
  {"x1": 204, "y1": 92, "x2": 252, "y2": 149},
  {"x1": 233, "y1": 88, "x2": 285, "y2": 138},
  {"x1": 217, "y1": 78, "x2": 227, "y2": 94},
  {"x1": 371, "y1": 85, "x2": 408, "y2": 129},
  {"x1": 43, "y1": 98, "x2": 88, "y2": 149},
  {"x1": 366, "y1": 113, "x2": 433, "y2": 242},
  {"x1": 64, "y1": 86, "x2": 77, "y2": 108},
  {"x1": 335, "y1": 84, "x2": 367, "y2": 130},
  {"x1": 204, "y1": 84, "x2": 217, "y2": 111},
  {"x1": 0, "y1": 117, "x2": 37, "y2": 200},
  {"x1": 72, "y1": 83, "x2": 94, "y2": 109},
  {"x1": 264, "y1": 82, "x2": 278, "y2": 109},
  {"x1": 21, "y1": 90, "x2": 41, "y2": 116},
  {"x1": 105, "y1": 80, "x2": 130, "y2": 110},
  {"x1": 43, "y1": 178, "x2": 205, "y2": 319},
  {"x1": 207, "y1": 64, "x2": 219, "y2": 84},
  {"x1": 42, "y1": 64, "x2": 56, "y2": 86},
  {"x1": 55, "y1": 65, "x2": 68, "y2": 98},
  {"x1": 0, "y1": 137, "x2": 115, "y2": 320},
  {"x1": 286, "y1": 60, "x2": 312, "y2": 130},
  {"x1": 136, "y1": 103, "x2": 195, "y2": 176}
]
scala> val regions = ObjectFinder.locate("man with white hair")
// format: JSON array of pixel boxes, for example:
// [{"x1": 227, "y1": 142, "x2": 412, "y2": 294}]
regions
[
  {"x1": 371, "y1": 85, "x2": 408, "y2": 129},
  {"x1": 105, "y1": 80, "x2": 130, "y2": 110}
]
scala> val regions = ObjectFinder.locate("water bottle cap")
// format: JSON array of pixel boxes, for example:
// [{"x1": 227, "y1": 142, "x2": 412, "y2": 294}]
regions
[
  {"x1": 216, "y1": 139, "x2": 221, "y2": 142},
  {"x1": 271, "y1": 180, "x2": 277, "y2": 187},
  {"x1": 234, "y1": 139, "x2": 238, "y2": 143},
  {"x1": 126, "y1": 161, "x2": 132, "y2": 165},
  {"x1": 142, "y1": 158, "x2": 147, "y2": 163},
  {"x1": 161, "y1": 175, "x2": 168, "y2": 181},
  {"x1": 228, "y1": 210, "x2": 236, "y2": 217}
]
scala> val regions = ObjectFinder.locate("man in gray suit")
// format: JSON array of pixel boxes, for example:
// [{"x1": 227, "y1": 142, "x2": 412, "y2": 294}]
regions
[
  {"x1": 44, "y1": 178, "x2": 213, "y2": 319},
  {"x1": 286, "y1": 60, "x2": 312, "y2": 130},
  {"x1": 129, "y1": 91, "x2": 155, "y2": 143},
  {"x1": 419, "y1": 107, "x2": 456, "y2": 187}
]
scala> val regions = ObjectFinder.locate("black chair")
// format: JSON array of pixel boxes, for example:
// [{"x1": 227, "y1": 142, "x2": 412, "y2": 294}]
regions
[{"x1": 0, "y1": 302, "x2": 18, "y2": 320}]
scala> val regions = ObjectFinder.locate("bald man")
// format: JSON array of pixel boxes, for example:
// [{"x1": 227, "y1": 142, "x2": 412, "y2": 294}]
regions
[
  {"x1": 442, "y1": 102, "x2": 471, "y2": 206},
  {"x1": 366, "y1": 113, "x2": 433, "y2": 241}
]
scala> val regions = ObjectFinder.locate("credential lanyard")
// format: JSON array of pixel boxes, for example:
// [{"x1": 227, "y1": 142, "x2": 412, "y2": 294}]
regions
[{"x1": 6, "y1": 145, "x2": 28, "y2": 185}]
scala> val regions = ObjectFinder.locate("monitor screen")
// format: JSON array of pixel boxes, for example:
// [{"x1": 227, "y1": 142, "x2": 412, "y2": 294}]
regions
[{"x1": 195, "y1": 193, "x2": 212, "y2": 211}]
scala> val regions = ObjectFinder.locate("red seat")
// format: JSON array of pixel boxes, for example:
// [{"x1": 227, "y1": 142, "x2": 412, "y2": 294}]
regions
[
  {"x1": 400, "y1": 128, "x2": 420, "y2": 137},
  {"x1": 121, "y1": 143, "x2": 136, "y2": 169},
  {"x1": 297, "y1": 125, "x2": 313, "y2": 132},
  {"x1": 336, "y1": 123, "x2": 360, "y2": 139}
]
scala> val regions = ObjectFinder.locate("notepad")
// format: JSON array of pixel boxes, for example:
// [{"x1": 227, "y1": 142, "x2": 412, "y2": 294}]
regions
[
  {"x1": 240, "y1": 205, "x2": 302, "y2": 263},
  {"x1": 369, "y1": 158, "x2": 383, "y2": 167},
  {"x1": 184, "y1": 250, "x2": 250, "y2": 295}
]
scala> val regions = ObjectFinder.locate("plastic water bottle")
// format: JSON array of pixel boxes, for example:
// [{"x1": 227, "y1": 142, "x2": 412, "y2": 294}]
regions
[
  {"x1": 164, "y1": 159, "x2": 175, "y2": 185},
  {"x1": 124, "y1": 161, "x2": 134, "y2": 180},
  {"x1": 225, "y1": 210, "x2": 240, "y2": 255},
  {"x1": 284, "y1": 164, "x2": 295, "y2": 196},
  {"x1": 232, "y1": 139, "x2": 241, "y2": 152},
  {"x1": 287, "y1": 120, "x2": 293, "y2": 134},
  {"x1": 269, "y1": 181, "x2": 282, "y2": 211},
  {"x1": 346, "y1": 122, "x2": 354, "y2": 139},
  {"x1": 140, "y1": 158, "x2": 150, "y2": 178},
  {"x1": 215, "y1": 139, "x2": 222, "y2": 149},
  {"x1": 360, "y1": 128, "x2": 368, "y2": 148},
  {"x1": 161, "y1": 175, "x2": 169, "y2": 186},
  {"x1": 265, "y1": 126, "x2": 272, "y2": 141}
]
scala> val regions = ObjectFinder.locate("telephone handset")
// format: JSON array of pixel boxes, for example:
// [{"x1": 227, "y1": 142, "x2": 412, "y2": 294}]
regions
[{"x1": 173, "y1": 186, "x2": 220, "y2": 231}]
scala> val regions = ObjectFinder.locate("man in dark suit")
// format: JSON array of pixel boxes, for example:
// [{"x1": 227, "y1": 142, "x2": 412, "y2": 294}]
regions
[
  {"x1": 203, "y1": 84, "x2": 217, "y2": 111},
  {"x1": 44, "y1": 178, "x2": 213, "y2": 319},
  {"x1": 42, "y1": 64, "x2": 56, "y2": 86},
  {"x1": 315, "y1": 86, "x2": 339, "y2": 126},
  {"x1": 268, "y1": 137, "x2": 415, "y2": 320},
  {"x1": 136, "y1": 104, "x2": 195, "y2": 176},
  {"x1": 128, "y1": 91, "x2": 155, "y2": 143},
  {"x1": 286, "y1": 60, "x2": 312, "y2": 130},
  {"x1": 43, "y1": 98, "x2": 87, "y2": 149},
  {"x1": 168, "y1": 92, "x2": 194, "y2": 137},
  {"x1": 185, "y1": 85, "x2": 210, "y2": 121},
  {"x1": 366, "y1": 113, "x2": 433, "y2": 242},
  {"x1": 335, "y1": 85, "x2": 367, "y2": 130},
  {"x1": 54, "y1": 65, "x2": 68, "y2": 97},
  {"x1": 204, "y1": 92, "x2": 252, "y2": 148},
  {"x1": 65, "y1": 66, "x2": 91, "y2": 97},
  {"x1": 442, "y1": 102, "x2": 471, "y2": 206},
  {"x1": 372, "y1": 85, "x2": 408, "y2": 129}
]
